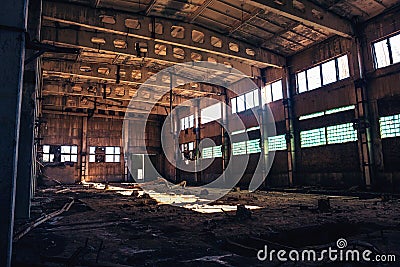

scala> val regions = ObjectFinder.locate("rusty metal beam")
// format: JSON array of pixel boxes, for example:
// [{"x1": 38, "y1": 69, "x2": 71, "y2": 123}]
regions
[
  {"x1": 145, "y1": 0, "x2": 158, "y2": 16},
  {"x1": 188, "y1": 0, "x2": 215, "y2": 23},
  {"x1": 247, "y1": 0, "x2": 353, "y2": 38},
  {"x1": 41, "y1": 60, "x2": 230, "y2": 96},
  {"x1": 41, "y1": 25, "x2": 266, "y2": 77},
  {"x1": 229, "y1": 8, "x2": 264, "y2": 35},
  {"x1": 41, "y1": 1, "x2": 284, "y2": 68}
]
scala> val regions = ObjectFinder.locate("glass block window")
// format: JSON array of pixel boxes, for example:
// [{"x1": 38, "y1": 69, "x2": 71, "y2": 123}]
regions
[
  {"x1": 231, "y1": 89, "x2": 260, "y2": 113},
  {"x1": 202, "y1": 145, "x2": 222, "y2": 159},
  {"x1": 180, "y1": 114, "x2": 194, "y2": 130},
  {"x1": 247, "y1": 139, "x2": 261, "y2": 154},
  {"x1": 296, "y1": 55, "x2": 350, "y2": 93},
  {"x1": 202, "y1": 147, "x2": 213, "y2": 159},
  {"x1": 201, "y1": 103, "x2": 221, "y2": 124},
  {"x1": 232, "y1": 141, "x2": 246, "y2": 155},
  {"x1": 268, "y1": 135, "x2": 287, "y2": 151},
  {"x1": 262, "y1": 80, "x2": 283, "y2": 104},
  {"x1": 380, "y1": 114, "x2": 400, "y2": 138},
  {"x1": 213, "y1": 145, "x2": 222, "y2": 157},
  {"x1": 300, "y1": 128, "x2": 326, "y2": 148},
  {"x1": 373, "y1": 32, "x2": 400, "y2": 69},
  {"x1": 327, "y1": 123, "x2": 357, "y2": 144},
  {"x1": 42, "y1": 145, "x2": 78, "y2": 163}
]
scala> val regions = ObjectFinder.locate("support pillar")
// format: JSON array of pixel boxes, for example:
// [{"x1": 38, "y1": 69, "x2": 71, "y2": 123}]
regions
[
  {"x1": 282, "y1": 66, "x2": 295, "y2": 187},
  {"x1": 15, "y1": 0, "x2": 42, "y2": 219},
  {"x1": 80, "y1": 116, "x2": 88, "y2": 182},
  {"x1": 0, "y1": 0, "x2": 29, "y2": 266},
  {"x1": 354, "y1": 28, "x2": 374, "y2": 189},
  {"x1": 221, "y1": 88, "x2": 230, "y2": 185},
  {"x1": 194, "y1": 99, "x2": 201, "y2": 183}
]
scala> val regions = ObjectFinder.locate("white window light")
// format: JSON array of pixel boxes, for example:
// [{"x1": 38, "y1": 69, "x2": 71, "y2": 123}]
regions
[{"x1": 201, "y1": 103, "x2": 221, "y2": 124}]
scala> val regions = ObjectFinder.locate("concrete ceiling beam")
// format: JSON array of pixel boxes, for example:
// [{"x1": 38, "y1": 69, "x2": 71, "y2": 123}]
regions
[{"x1": 42, "y1": 1, "x2": 285, "y2": 68}]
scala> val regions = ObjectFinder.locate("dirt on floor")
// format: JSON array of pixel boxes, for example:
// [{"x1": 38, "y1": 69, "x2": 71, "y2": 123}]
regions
[{"x1": 12, "y1": 184, "x2": 400, "y2": 267}]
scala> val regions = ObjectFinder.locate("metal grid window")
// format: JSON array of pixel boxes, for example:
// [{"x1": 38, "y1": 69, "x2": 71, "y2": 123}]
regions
[
  {"x1": 232, "y1": 139, "x2": 261, "y2": 155},
  {"x1": 213, "y1": 145, "x2": 222, "y2": 157},
  {"x1": 202, "y1": 145, "x2": 222, "y2": 159},
  {"x1": 232, "y1": 141, "x2": 247, "y2": 155},
  {"x1": 89, "y1": 146, "x2": 120, "y2": 163},
  {"x1": 380, "y1": 114, "x2": 400, "y2": 138},
  {"x1": 327, "y1": 123, "x2": 357, "y2": 144},
  {"x1": 268, "y1": 135, "x2": 287, "y2": 151},
  {"x1": 247, "y1": 139, "x2": 261, "y2": 154},
  {"x1": 42, "y1": 145, "x2": 78, "y2": 163},
  {"x1": 105, "y1": 147, "x2": 121, "y2": 163},
  {"x1": 300, "y1": 128, "x2": 326, "y2": 148},
  {"x1": 202, "y1": 147, "x2": 213, "y2": 159},
  {"x1": 296, "y1": 55, "x2": 350, "y2": 93},
  {"x1": 373, "y1": 33, "x2": 400, "y2": 69}
]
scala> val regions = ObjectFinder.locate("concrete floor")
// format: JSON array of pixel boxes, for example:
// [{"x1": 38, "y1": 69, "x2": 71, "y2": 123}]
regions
[{"x1": 12, "y1": 184, "x2": 400, "y2": 266}]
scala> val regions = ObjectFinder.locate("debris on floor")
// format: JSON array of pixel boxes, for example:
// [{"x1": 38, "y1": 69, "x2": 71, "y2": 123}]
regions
[{"x1": 12, "y1": 183, "x2": 400, "y2": 266}]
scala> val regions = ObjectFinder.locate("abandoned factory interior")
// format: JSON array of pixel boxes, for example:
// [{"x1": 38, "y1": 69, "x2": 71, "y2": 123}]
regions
[{"x1": 2, "y1": 0, "x2": 400, "y2": 266}]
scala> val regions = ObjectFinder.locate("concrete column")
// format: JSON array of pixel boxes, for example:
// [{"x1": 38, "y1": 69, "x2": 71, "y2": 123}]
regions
[
  {"x1": 15, "y1": 0, "x2": 42, "y2": 220},
  {"x1": 194, "y1": 99, "x2": 201, "y2": 183},
  {"x1": 0, "y1": 0, "x2": 29, "y2": 266},
  {"x1": 80, "y1": 116, "x2": 88, "y2": 181},
  {"x1": 354, "y1": 29, "x2": 374, "y2": 189},
  {"x1": 221, "y1": 88, "x2": 229, "y2": 185},
  {"x1": 282, "y1": 66, "x2": 295, "y2": 187},
  {"x1": 257, "y1": 82, "x2": 267, "y2": 187}
]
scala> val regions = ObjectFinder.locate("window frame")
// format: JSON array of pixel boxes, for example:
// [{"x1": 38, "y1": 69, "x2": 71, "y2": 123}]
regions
[
  {"x1": 295, "y1": 54, "x2": 350, "y2": 94},
  {"x1": 372, "y1": 32, "x2": 400, "y2": 69},
  {"x1": 89, "y1": 146, "x2": 121, "y2": 163},
  {"x1": 231, "y1": 88, "x2": 260, "y2": 114},
  {"x1": 42, "y1": 144, "x2": 78, "y2": 163}
]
